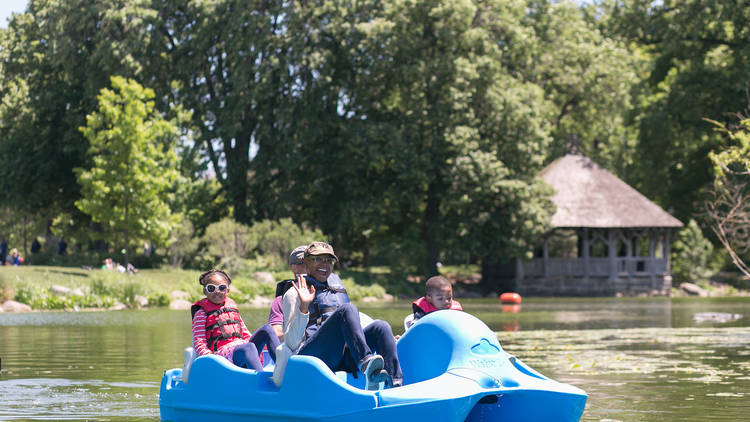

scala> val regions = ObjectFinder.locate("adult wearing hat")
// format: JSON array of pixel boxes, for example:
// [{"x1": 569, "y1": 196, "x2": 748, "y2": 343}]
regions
[{"x1": 272, "y1": 241, "x2": 402, "y2": 390}]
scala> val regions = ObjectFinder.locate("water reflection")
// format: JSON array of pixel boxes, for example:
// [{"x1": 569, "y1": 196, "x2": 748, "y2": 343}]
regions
[{"x1": 1, "y1": 297, "x2": 749, "y2": 421}]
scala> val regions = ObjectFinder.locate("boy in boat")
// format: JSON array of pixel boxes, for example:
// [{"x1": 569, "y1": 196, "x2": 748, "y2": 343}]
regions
[
  {"x1": 405, "y1": 275, "x2": 463, "y2": 329},
  {"x1": 191, "y1": 269, "x2": 280, "y2": 370}
]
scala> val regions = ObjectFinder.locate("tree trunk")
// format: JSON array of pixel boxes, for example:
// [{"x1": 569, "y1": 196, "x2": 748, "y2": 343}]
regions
[
  {"x1": 124, "y1": 194, "x2": 130, "y2": 269},
  {"x1": 421, "y1": 184, "x2": 441, "y2": 277}
]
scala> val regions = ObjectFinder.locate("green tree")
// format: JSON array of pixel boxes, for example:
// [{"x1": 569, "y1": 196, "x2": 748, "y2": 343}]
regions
[
  {"x1": 76, "y1": 76, "x2": 182, "y2": 267},
  {"x1": 705, "y1": 114, "x2": 750, "y2": 276},
  {"x1": 671, "y1": 219, "x2": 714, "y2": 285},
  {"x1": 525, "y1": 1, "x2": 640, "y2": 175},
  {"x1": 596, "y1": 0, "x2": 750, "y2": 222},
  {"x1": 147, "y1": 0, "x2": 302, "y2": 224},
  {"x1": 0, "y1": 0, "x2": 160, "y2": 217},
  {"x1": 285, "y1": 0, "x2": 555, "y2": 279}
]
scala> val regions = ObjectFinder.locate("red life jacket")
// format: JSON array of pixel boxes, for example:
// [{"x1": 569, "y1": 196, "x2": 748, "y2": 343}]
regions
[
  {"x1": 411, "y1": 296, "x2": 462, "y2": 320},
  {"x1": 191, "y1": 297, "x2": 244, "y2": 352}
]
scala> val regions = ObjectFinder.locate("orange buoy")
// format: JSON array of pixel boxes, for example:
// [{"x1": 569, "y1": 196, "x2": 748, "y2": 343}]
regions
[{"x1": 499, "y1": 292, "x2": 522, "y2": 305}]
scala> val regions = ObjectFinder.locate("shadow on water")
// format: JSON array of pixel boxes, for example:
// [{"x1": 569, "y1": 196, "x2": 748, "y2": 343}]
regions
[{"x1": 0, "y1": 297, "x2": 749, "y2": 421}]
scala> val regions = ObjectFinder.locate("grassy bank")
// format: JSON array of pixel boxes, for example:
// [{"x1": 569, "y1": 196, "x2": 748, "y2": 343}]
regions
[{"x1": 0, "y1": 265, "x2": 393, "y2": 310}]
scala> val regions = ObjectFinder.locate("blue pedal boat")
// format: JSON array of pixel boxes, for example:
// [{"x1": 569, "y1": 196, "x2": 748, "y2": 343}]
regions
[{"x1": 159, "y1": 311, "x2": 587, "y2": 421}]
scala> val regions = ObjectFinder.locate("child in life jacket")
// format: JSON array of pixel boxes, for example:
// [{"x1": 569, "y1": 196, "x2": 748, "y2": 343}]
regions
[
  {"x1": 405, "y1": 275, "x2": 463, "y2": 330},
  {"x1": 191, "y1": 269, "x2": 280, "y2": 370}
]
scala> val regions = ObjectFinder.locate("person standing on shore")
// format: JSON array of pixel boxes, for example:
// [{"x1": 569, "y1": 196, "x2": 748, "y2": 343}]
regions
[{"x1": 0, "y1": 238, "x2": 8, "y2": 266}]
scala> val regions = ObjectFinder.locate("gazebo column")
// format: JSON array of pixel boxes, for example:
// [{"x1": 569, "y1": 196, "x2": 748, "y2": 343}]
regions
[
  {"x1": 664, "y1": 229, "x2": 672, "y2": 272},
  {"x1": 608, "y1": 229, "x2": 617, "y2": 280},
  {"x1": 625, "y1": 230, "x2": 632, "y2": 277},
  {"x1": 582, "y1": 228, "x2": 590, "y2": 281},
  {"x1": 648, "y1": 230, "x2": 656, "y2": 280}
]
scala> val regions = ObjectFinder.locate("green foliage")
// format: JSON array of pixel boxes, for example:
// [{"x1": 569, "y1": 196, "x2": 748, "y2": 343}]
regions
[
  {"x1": 89, "y1": 272, "x2": 145, "y2": 306},
  {"x1": 340, "y1": 277, "x2": 387, "y2": 302},
  {"x1": 167, "y1": 219, "x2": 200, "y2": 268},
  {"x1": 707, "y1": 116, "x2": 750, "y2": 179},
  {"x1": 197, "y1": 217, "x2": 324, "y2": 273},
  {"x1": 76, "y1": 76, "x2": 182, "y2": 264},
  {"x1": 525, "y1": 1, "x2": 640, "y2": 172},
  {"x1": 672, "y1": 219, "x2": 715, "y2": 284},
  {"x1": 10, "y1": 0, "x2": 748, "y2": 291},
  {"x1": 0, "y1": 0, "x2": 156, "y2": 216},
  {"x1": 246, "y1": 218, "x2": 325, "y2": 263},
  {"x1": 148, "y1": 292, "x2": 170, "y2": 307},
  {"x1": 0, "y1": 273, "x2": 11, "y2": 302},
  {"x1": 229, "y1": 277, "x2": 276, "y2": 304},
  {"x1": 197, "y1": 218, "x2": 254, "y2": 273},
  {"x1": 14, "y1": 283, "x2": 116, "y2": 310},
  {"x1": 598, "y1": 0, "x2": 750, "y2": 222}
]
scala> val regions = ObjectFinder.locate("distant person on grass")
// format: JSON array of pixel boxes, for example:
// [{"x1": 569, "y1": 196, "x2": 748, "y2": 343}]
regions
[
  {"x1": 0, "y1": 238, "x2": 8, "y2": 265},
  {"x1": 191, "y1": 269, "x2": 280, "y2": 371}
]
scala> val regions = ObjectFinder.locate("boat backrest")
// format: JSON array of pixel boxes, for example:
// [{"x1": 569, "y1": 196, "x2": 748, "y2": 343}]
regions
[
  {"x1": 403, "y1": 313, "x2": 416, "y2": 331},
  {"x1": 397, "y1": 311, "x2": 508, "y2": 385},
  {"x1": 181, "y1": 346, "x2": 197, "y2": 383}
]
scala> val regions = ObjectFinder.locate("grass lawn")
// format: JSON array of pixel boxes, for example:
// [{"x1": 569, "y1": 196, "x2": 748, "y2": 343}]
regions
[
  {"x1": 0, "y1": 265, "x2": 196, "y2": 291},
  {"x1": 0, "y1": 264, "x2": 396, "y2": 309}
]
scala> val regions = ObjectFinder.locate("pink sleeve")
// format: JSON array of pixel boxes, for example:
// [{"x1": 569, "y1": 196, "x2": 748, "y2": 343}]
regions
[
  {"x1": 191, "y1": 309, "x2": 211, "y2": 356},
  {"x1": 268, "y1": 296, "x2": 283, "y2": 325}
]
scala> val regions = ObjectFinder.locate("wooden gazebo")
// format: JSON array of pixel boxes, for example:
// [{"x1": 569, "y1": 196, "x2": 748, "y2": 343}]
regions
[{"x1": 501, "y1": 154, "x2": 683, "y2": 296}]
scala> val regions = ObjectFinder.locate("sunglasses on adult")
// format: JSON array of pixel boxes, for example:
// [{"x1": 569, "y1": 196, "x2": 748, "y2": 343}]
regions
[
  {"x1": 310, "y1": 256, "x2": 335, "y2": 264},
  {"x1": 204, "y1": 284, "x2": 228, "y2": 293}
]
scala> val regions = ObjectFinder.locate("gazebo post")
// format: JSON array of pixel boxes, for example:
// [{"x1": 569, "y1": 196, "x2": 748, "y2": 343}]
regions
[
  {"x1": 664, "y1": 229, "x2": 672, "y2": 272},
  {"x1": 608, "y1": 229, "x2": 617, "y2": 280},
  {"x1": 648, "y1": 229, "x2": 656, "y2": 280},
  {"x1": 582, "y1": 228, "x2": 589, "y2": 281}
]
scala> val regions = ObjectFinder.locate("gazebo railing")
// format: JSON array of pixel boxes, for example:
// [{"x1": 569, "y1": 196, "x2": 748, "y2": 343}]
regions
[{"x1": 522, "y1": 257, "x2": 668, "y2": 277}]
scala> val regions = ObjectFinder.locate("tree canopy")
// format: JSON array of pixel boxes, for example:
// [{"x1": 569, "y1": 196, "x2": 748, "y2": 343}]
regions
[
  {"x1": 76, "y1": 76, "x2": 182, "y2": 266},
  {"x1": 1, "y1": 0, "x2": 747, "y2": 281}
]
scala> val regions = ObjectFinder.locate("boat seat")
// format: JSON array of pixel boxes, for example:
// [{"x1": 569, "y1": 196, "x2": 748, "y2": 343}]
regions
[
  {"x1": 404, "y1": 313, "x2": 416, "y2": 331},
  {"x1": 183, "y1": 346, "x2": 356, "y2": 387},
  {"x1": 181, "y1": 346, "x2": 197, "y2": 383}
]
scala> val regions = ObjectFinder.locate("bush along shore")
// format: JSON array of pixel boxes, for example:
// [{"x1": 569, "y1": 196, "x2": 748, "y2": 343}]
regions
[
  {"x1": 2, "y1": 265, "x2": 745, "y2": 313},
  {"x1": 0, "y1": 266, "x2": 391, "y2": 313}
]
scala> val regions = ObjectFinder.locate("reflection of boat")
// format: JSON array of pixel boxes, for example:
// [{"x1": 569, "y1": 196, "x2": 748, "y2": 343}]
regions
[{"x1": 159, "y1": 311, "x2": 587, "y2": 421}]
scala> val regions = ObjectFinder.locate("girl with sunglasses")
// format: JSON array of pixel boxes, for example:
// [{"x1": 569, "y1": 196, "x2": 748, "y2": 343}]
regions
[{"x1": 190, "y1": 269, "x2": 280, "y2": 370}]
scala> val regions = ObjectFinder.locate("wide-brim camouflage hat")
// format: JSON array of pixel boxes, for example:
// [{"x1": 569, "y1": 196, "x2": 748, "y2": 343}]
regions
[{"x1": 304, "y1": 241, "x2": 338, "y2": 261}]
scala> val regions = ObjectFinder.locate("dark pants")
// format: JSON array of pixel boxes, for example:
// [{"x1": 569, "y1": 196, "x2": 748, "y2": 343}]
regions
[
  {"x1": 364, "y1": 320, "x2": 403, "y2": 382},
  {"x1": 299, "y1": 303, "x2": 402, "y2": 381},
  {"x1": 232, "y1": 323, "x2": 280, "y2": 370}
]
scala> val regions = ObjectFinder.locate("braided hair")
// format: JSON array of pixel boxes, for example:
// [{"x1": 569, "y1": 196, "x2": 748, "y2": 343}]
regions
[{"x1": 199, "y1": 269, "x2": 232, "y2": 286}]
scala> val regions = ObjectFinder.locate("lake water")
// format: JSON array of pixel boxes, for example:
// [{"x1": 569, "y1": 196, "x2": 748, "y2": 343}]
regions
[{"x1": 1, "y1": 297, "x2": 749, "y2": 421}]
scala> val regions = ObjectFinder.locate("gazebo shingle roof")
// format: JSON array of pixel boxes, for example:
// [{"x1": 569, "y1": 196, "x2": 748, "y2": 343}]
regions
[{"x1": 540, "y1": 154, "x2": 683, "y2": 228}]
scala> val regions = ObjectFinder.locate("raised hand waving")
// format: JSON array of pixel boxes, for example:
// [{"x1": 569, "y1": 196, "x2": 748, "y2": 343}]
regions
[{"x1": 292, "y1": 273, "x2": 315, "y2": 314}]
